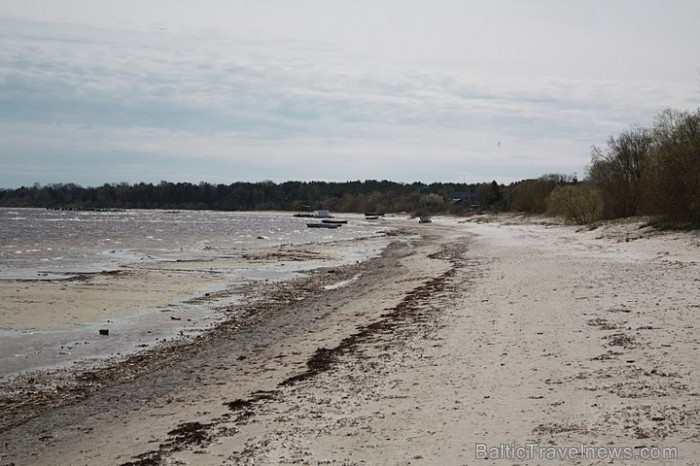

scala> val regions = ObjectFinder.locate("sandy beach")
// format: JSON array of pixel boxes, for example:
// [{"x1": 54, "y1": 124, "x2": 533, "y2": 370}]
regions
[{"x1": 1, "y1": 215, "x2": 699, "y2": 465}]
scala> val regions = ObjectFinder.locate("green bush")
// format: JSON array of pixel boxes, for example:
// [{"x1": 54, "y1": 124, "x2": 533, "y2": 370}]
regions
[
  {"x1": 508, "y1": 174, "x2": 574, "y2": 214},
  {"x1": 546, "y1": 184, "x2": 603, "y2": 224}
]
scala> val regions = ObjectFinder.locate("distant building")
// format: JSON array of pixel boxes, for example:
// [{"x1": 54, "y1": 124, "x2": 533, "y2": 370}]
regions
[{"x1": 449, "y1": 190, "x2": 479, "y2": 207}]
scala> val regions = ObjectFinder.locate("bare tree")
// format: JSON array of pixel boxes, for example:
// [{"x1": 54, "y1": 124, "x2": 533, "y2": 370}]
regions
[{"x1": 588, "y1": 127, "x2": 652, "y2": 218}]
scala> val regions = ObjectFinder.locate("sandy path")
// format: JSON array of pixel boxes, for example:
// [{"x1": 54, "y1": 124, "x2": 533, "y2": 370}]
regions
[{"x1": 1, "y1": 217, "x2": 699, "y2": 465}]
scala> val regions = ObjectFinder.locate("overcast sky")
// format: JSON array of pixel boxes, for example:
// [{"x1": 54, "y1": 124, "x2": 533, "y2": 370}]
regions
[{"x1": 1, "y1": 0, "x2": 698, "y2": 188}]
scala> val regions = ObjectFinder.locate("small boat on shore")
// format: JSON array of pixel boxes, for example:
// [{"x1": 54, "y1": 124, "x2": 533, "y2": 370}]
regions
[
  {"x1": 365, "y1": 215, "x2": 380, "y2": 220},
  {"x1": 321, "y1": 219, "x2": 347, "y2": 224},
  {"x1": 307, "y1": 223, "x2": 341, "y2": 229},
  {"x1": 419, "y1": 215, "x2": 432, "y2": 223}
]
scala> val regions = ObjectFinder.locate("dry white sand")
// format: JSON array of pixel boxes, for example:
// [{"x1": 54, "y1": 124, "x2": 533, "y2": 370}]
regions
[{"x1": 1, "y1": 215, "x2": 698, "y2": 465}]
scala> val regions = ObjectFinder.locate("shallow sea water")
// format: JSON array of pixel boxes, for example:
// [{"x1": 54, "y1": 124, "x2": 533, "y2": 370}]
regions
[
  {"x1": 0, "y1": 208, "x2": 385, "y2": 279},
  {"x1": 0, "y1": 208, "x2": 392, "y2": 378}
]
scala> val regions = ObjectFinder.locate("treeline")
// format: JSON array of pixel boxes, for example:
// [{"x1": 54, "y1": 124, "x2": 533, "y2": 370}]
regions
[
  {"x1": 2, "y1": 108, "x2": 697, "y2": 225},
  {"x1": 502, "y1": 108, "x2": 700, "y2": 226},
  {"x1": 557, "y1": 108, "x2": 700, "y2": 225},
  {"x1": 0, "y1": 179, "x2": 502, "y2": 214}
]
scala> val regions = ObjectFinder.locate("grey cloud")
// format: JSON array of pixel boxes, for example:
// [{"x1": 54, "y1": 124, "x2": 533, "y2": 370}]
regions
[{"x1": 1, "y1": 9, "x2": 698, "y2": 187}]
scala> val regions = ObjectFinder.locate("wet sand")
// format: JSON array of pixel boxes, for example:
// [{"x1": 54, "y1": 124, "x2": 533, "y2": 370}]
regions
[
  {"x1": 0, "y1": 238, "x2": 385, "y2": 333},
  {"x1": 1, "y1": 215, "x2": 699, "y2": 465},
  {"x1": 0, "y1": 236, "x2": 389, "y2": 378}
]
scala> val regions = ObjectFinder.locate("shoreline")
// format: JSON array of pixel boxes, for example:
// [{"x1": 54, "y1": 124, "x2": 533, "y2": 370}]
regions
[
  {"x1": 0, "y1": 227, "x2": 404, "y2": 431},
  {"x1": 1, "y1": 216, "x2": 699, "y2": 465},
  {"x1": 0, "y1": 217, "x2": 393, "y2": 379}
]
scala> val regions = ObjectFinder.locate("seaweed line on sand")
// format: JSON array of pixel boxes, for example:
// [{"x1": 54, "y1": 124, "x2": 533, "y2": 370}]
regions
[
  {"x1": 0, "y1": 244, "x2": 378, "y2": 433},
  {"x1": 117, "y1": 242, "x2": 468, "y2": 465},
  {"x1": 279, "y1": 242, "x2": 468, "y2": 387},
  {"x1": 119, "y1": 390, "x2": 282, "y2": 466}
]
